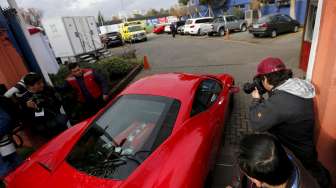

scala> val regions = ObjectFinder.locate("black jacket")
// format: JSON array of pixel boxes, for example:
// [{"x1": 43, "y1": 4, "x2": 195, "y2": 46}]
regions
[{"x1": 249, "y1": 78, "x2": 317, "y2": 163}]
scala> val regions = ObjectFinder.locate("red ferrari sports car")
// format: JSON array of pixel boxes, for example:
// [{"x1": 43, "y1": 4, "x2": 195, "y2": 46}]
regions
[
  {"x1": 153, "y1": 25, "x2": 165, "y2": 34},
  {"x1": 5, "y1": 73, "x2": 235, "y2": 188}
]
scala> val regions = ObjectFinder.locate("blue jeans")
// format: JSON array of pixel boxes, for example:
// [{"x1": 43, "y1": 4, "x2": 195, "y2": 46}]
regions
[{"x1": 0, "y1": 153, "x2": 21, "y2": 177}]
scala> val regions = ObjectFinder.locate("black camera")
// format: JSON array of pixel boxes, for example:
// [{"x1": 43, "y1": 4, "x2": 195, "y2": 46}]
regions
[
  {"x1": 243, "y1": 77, "x2": 267, "y2": 95},
  {"x1": 31, "y1": 94, "x2": 45, "y2": 112}
]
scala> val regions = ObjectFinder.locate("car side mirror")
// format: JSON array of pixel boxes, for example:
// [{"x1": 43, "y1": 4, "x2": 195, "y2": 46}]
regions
[{"x1": 230, "y1": 86, "x2": 240, "y2": 94}]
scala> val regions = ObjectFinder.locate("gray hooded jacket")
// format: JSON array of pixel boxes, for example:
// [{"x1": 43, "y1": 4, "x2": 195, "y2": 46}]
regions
[
  {"x1": 276, "y1": 78, "x2": 315, "y2": 99},
  {"x1": 249, "y1": 78, "x2": 318, "y2": 163}
]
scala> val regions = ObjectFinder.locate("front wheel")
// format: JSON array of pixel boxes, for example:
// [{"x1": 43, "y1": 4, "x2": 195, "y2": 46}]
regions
[
  {"x1": 241, "y1": 24, "x2": 247, "y2": 32},
  {"x1": 293, "y1": 26, "x2": 299, "y2": 33},
  {"x1": 271, "y1": 30, "x2": 277, "y2": 38},
  {"x1": 219, "y1": 28, "x2": 225, "y2": 36}
]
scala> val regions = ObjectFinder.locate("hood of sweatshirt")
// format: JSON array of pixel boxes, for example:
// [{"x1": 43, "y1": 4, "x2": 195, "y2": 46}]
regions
[{"x1": 275, "y1": 78, "x2": 315, "y2": 99}]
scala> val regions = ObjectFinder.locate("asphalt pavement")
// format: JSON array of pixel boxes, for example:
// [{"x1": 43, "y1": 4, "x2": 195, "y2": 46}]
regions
[{"x1": 110, "y1": 30, "x2": 304, "y2": 187}]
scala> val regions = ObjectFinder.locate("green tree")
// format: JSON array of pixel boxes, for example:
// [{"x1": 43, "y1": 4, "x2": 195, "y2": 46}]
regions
[
  {"x1": 179, "y1": 0, "x2": 190, "y2": 6},
  {"x1": 97, "y1": 11, "x2": 105, "y2": 26},
  {"x1": 146, "y1": 8, "x2": 159, "y2": 17}
]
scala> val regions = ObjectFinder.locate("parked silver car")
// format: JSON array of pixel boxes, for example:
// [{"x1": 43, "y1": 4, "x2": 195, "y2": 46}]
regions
[{"x1": 209, "y1": 15, "x2": 248, "y2": 36}]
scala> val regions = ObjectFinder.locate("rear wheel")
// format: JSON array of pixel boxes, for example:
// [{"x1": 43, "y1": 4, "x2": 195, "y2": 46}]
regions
[
  {"x1": 293, "y1": 26, "x2": 299, "y2": 33},
  {"x1": 271, "y1": 30, "x2": 277, "y2": 38},
  {"x1": 219, "y1": 28, "x2": 225, "y2": 36},
  {"x1": 197, "y1": 29, "x2": 202, "y2": 36},
  {"x1": 240, "y1": 24, "x2": 247, "y2": 32}
]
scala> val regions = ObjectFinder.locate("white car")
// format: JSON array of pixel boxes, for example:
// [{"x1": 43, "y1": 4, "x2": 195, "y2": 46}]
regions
[{"x1": 184, "y1": 17, "x2": 213, "y2": 35}]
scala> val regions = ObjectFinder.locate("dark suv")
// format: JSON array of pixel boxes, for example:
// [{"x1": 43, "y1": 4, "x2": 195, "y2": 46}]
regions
[
  {"x1": 101, "y1": 32, "x2": 124, "y2": 47},
  {"x1": 249, "y1": 14, "x2": 300, "y2": 38}
]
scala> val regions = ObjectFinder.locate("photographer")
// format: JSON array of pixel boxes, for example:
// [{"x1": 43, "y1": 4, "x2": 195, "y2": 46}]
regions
[
  {"x1": 245, "y1": 57, "x2": 331, "y2": 188},
  {"x1": 18, "y1": 74, "x2": 68, "y2": 139}
]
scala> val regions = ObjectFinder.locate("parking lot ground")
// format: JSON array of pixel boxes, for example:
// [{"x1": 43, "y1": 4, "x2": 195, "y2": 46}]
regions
[{"x1": 109, "y1": 31, "x2": 304, "y2": 187}]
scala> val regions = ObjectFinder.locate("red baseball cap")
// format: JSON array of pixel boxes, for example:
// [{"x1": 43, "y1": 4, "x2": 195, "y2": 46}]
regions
[{"x1": 255, "y1": 57, "x2": 288, "y2": 77}]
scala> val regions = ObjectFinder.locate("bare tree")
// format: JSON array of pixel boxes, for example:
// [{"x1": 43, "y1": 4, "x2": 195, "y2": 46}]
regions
[
  {"x1": 97, "y1": 11, "x2": 105, "y2": 26},
  {"x1": 170, "y1": 5, "x2": 189, "y2": 19},
  {"x1": 20, "y1": 8, "x2": 43, "y2": 27}
]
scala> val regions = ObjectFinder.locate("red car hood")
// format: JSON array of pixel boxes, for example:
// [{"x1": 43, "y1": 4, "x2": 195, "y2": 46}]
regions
[{"x1": 5, "y1": 119, "x2": 214, "y2": 188}]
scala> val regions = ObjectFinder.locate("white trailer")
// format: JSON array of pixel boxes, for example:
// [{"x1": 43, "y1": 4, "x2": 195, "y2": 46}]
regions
[{"x1": 42, "y1": 16, "x2": 104, "y2": 63}]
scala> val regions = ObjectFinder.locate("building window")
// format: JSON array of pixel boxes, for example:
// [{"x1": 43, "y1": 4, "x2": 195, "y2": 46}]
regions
[{"x1": 276, "y1": 0, "x2": 290, "y2": 7}]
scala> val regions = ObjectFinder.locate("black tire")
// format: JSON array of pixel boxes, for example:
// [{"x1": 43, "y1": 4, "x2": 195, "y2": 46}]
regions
[
  {"x1": 197, "y1": 29, "x2": 201, "y2": 36},
  {"x1": 204, "y1": 170, "x2": 214, "y2": 188},
  {"x1": 218, "y1": 28, "x2": 225, "y2": 36},
  {"x1": 253, "y1": 33, "x2": 259, "y2": 37},
  {"x1": 271, "y1": 30, "x2": 277, "y2": 38},
  {"x1": 208, "y1": 32, "x2": 213, "y2": 37},
  {"x1": 241, "y1": 24, "x2": 247, "y2": 32}
]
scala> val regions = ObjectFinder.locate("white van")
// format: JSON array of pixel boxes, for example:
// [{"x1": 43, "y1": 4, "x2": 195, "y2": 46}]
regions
[{"x1": 184, "y1": 17, "x2": 213, "y2": 35}]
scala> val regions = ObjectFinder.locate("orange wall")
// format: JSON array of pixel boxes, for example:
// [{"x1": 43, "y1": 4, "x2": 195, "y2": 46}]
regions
[
  {"x1": 311, "y1": 0, "x2": 336, "y2": 185},
  {"x1": 0, "y1": 30, "x2": 28, "y2": 88}
]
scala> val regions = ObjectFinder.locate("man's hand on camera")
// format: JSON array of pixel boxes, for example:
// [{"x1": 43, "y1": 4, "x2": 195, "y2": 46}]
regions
[
  {"x1": 26, "y1": 100, "x2": 38, "y2": 109},
  {"x1": 251, "y1": 88, "x2": 261, "y2": 99}
]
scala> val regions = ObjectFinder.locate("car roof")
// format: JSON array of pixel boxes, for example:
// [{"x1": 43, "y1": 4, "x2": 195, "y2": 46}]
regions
[
  {"x1": 188, "y1": 17, "x2": 213, "y2": 21},
  {"x1": 121, "y1": 73, "x2": 201, "y2": 102}
]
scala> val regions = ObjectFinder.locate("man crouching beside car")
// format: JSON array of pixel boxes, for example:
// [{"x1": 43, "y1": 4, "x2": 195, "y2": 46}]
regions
[{"x1": 245, "y1": 57, "x2": 331, "y2": 188}]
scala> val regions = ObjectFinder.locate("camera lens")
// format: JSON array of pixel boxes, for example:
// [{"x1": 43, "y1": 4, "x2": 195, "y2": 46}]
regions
[{"x1": 243, "y1": 82, "x2": 256, "y2": 94}]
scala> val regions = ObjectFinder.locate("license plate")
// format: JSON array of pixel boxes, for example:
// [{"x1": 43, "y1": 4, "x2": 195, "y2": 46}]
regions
[{"x1": 253, "y1": 24, "x2": 259, "y2": 29}]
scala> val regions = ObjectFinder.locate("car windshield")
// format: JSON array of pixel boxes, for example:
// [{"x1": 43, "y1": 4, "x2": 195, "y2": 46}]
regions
[
  {"x1": 106, "y1": 32, "x2": 119, "y2": 36},
  {"x1": 186, "y1": 19, "x2": 193, "y2": 25},
  {"x1": 67, "y1": 94, "x2": 180, "y2": 180},
  {"x1": 257, "y1": 16, "x2": 272, "y2": 23},
  {"x1": 128, "y1": 26, "x2": 143, "y2": 32},
  {"x1": 214, "y1": 17, "x2": 223, "y2": 23}
]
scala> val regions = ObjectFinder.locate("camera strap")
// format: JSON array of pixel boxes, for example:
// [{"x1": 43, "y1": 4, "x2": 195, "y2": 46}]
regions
[
  {"x1": 35, "y1": 108, "x2": 45, "y2": 117},
  {"x1": 0, "y1": 135, "x2": 16, "y2": 157}
]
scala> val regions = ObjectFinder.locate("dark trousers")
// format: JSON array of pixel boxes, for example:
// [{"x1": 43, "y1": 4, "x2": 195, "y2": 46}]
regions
[
  {"x1": 301, "y1": 159, "x2": 332, "y2": 188},
  {"x1": 32, "y1": 113, "x2": 68, "y2": 139},
  {"x1": 81, "y1": 97, "x2": 106, "y2": 120},
  {"x1": 171, "y1": 30, "x2": 176, "y2": 38}
]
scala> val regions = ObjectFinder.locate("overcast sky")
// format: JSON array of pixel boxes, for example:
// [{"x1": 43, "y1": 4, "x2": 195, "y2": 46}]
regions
[{"x1": 0, "y1": 0, "x2": 177, "y2": 18}]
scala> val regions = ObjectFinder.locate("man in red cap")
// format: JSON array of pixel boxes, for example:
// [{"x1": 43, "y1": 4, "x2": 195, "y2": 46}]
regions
[{"x1": 248, "y1": 57, "x2": 331, "y2": 188}]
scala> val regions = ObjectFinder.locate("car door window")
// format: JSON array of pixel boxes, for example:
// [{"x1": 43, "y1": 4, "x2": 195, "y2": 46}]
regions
[
  {"x1": 205, "y1": 18, "x2": 213, "y2": 23},
  {"x1": 279, "y1": 15, "x2": 289, "y2": 22},
  {"x1": 283, "y1": 15, "x2": 292, "y2": 22},
  {"x1": 191, "y1": 79, "x2": 222, "y2": 116},
  {"x1": 196, "y1": 19, "x2": 205, "y2": 24},
  {"x1": 215, "y1": 17, "x2": 224, "y2": 23},
  {"x1": 226, "y1": 16, "x2": 232, "y2": 22}
]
